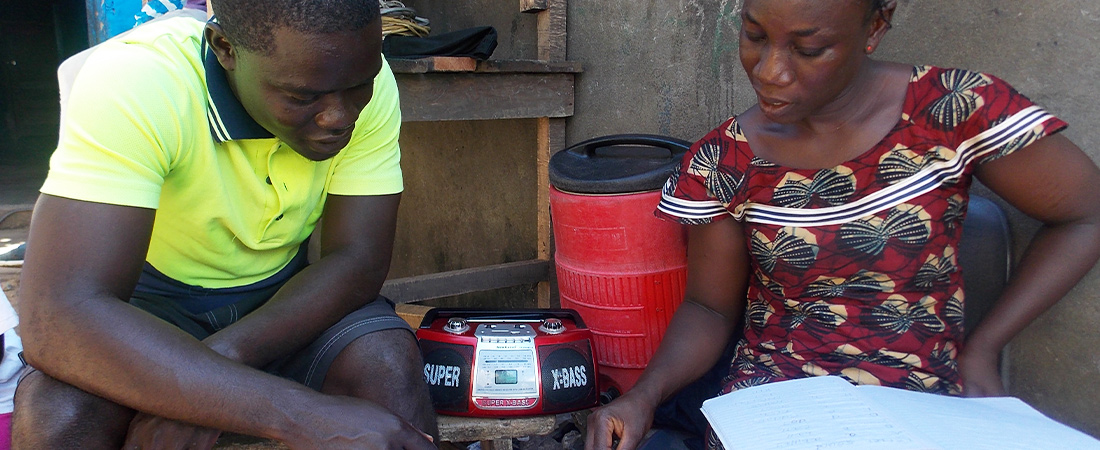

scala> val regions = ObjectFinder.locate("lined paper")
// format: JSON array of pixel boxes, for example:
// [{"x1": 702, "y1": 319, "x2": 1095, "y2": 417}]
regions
[{"x1": 701, "y1": 376, "x2": 1100, "y2": 450}]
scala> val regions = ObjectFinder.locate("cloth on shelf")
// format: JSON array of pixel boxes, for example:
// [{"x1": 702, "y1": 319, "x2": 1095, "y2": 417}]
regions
[
  {"x1": 383, "y1": 26, "x2": 498, "y2": 60},
  {"x1": 380, "y1": 0, "x2": 430, "y2": 37}
]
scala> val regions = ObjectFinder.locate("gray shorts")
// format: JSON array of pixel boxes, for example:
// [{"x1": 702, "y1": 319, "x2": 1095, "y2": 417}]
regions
[{"x1": 127, "y1": 253, "x2": 412, "y2": 391}]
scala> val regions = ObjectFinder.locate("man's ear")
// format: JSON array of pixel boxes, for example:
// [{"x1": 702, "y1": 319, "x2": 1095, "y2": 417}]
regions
[{"x1": 204, "y1": 22, "x2": 236, "y2": 71}]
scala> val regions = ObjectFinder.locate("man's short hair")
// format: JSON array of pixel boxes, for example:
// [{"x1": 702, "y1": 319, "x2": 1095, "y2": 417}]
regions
[{"x1": 214, "y1": 0, "x2": 381, "y2": 54}]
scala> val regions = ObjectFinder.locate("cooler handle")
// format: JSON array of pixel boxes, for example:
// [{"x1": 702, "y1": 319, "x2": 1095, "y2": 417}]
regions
[{"x1": 569, "y1": 134, "x2": 691, "y2": 160}]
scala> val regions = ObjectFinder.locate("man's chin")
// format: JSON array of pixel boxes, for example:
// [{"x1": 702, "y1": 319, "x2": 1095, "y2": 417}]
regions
[{"x1": 291, "y1": 141, "x2": 347, "y2": 161}]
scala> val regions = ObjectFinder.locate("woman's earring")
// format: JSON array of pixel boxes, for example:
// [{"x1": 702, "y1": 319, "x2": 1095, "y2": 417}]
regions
[{"x1": 866, "y1": 45, "x2": 874, "y2": 53}]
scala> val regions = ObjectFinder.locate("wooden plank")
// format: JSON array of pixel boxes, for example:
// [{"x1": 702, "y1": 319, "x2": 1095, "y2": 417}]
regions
[
  {"x1": 537, "y1": 117, "x2": 552, "y2": 264},
  {"x1": 381, "y1": 260, "x2": 551, "y2": 303},
  {"x1": 537, "y1": 117, "x2": 551, "y2": 309},
  {"x1": 437, "y1": 415, "x2": 557, "y2": 442},
  {"x1": 387, "y1": 56, "x2": 477, "y2": 73},
  {"x1": 424, "y1": 56, "x2": 478, "y2": 72},
  {"x1": 395, "y1": 303, "x2": 434, "y2": 328},
  {"x1": 520, "y1": 0, "x2": 548, "y2": 13},
  {"x1": 537, "y1": 118, "x2": 567, "y2": 308},
  {"x1": 389, "y1": 59, "x2": 582, "y2": 74},
  {"x1": 395, "y1": 72, "x2": 574, "y2": 122},
  {"x1": 475, "y1": 59, "x2": 582, "y2": 74},
  {"x1": 537, "y1": 0, "x2": 568, "y2": 61}
]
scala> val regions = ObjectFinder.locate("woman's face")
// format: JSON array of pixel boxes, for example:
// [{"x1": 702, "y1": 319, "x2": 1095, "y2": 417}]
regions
[{"x1": 739, "y1": 0, "x2": 875, "y2": 123}]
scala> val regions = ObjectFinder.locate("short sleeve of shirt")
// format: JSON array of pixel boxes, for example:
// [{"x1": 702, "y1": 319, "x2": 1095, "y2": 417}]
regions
[
  {"x1": 327, "y1": 58, "x2": 403, "y2": 196},
  {"x1": 40, "y1": 30, "x2": 201, "y2": 209},
  {"x1": 909, "y1": 67, "x2": 1067, "y2": 166},
  {"x1": 656, "y1": 117, "x2": 744, "y2": 225}
]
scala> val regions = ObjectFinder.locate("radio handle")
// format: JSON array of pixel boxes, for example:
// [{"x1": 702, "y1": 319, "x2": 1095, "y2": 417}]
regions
[{"x1": 418, "y1": 308, "x2": 588, "y2": 329}]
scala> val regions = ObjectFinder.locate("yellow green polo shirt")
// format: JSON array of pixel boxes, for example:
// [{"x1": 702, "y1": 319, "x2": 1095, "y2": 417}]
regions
[{"x1": 41, "y1": 14, "x2": 403, "y2": 288}]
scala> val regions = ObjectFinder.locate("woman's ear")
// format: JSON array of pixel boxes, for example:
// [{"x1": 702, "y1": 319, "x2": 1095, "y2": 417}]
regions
[
  {"x1": 865, "y1": 0, "x2": 897, "y2": 53},
  {"x1": 204, "y1": 22, "x2": 236, "y2": 71}
]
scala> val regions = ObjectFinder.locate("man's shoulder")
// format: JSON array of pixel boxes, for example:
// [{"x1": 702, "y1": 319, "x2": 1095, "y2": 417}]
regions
[
  {"x1": 113, "y1": 11, "x2": 207, "y2": 50},
  {"x1": 75, "y1": 13, "x2": 206, "y2": 83},
  {"x1": 341, "y1": 58, "x2": 401, "y2": 152},
  {"x1": 62, "y1": 14, "x2": 207, "y2": 119}
]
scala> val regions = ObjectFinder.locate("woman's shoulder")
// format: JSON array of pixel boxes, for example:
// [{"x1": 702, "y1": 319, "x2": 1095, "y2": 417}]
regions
[
  {"x1": 907, "y1": 64, "x2": 1019, "y2": 95},
  {"x1": 696, "y1": 115, "x2": 752, "y2": 155},
  {"x1": 903, "y1": 64, "x2": 1037, "y2": 129},
  {"x1": 685, "y1": 114, "x2": 780, "y2": 175}
]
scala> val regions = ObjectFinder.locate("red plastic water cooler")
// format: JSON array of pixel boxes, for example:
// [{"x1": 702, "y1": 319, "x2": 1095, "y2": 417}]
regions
[{"x1": 548, "y1": 135, "x2": 691, "y2": 395}]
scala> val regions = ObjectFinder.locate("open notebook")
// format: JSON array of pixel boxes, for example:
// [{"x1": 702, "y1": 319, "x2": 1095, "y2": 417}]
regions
[{"x1": 700, "y1": 375, "x2": 1100, "y2": 449}]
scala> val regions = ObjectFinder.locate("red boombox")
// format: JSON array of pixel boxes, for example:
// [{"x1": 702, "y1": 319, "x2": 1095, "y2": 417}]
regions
[{"x1": 416, "y1": 309, "x2": 599, "y2": 417}]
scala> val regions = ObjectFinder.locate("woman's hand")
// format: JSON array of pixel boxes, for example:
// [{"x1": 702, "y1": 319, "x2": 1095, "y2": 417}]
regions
[
  {"x1": 585, "y1": 392, "x2": 658, "y2": 450},
  {"x1": 957, "y1": 347, "x2": 1006, "y2": 397}
]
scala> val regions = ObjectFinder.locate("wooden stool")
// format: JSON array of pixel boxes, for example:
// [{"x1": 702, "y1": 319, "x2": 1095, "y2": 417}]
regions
[
  {"x1": 214, "y1": 414, "x2": 558, "y2": 449},
  {"x1": 437, "y1": 414, "x2": 558, "y2": 450}
]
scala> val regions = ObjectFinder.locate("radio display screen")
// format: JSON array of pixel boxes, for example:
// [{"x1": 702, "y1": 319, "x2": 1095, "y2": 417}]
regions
[{"x1": 495, "y1": 369, "x2": 518, "y2": 384}]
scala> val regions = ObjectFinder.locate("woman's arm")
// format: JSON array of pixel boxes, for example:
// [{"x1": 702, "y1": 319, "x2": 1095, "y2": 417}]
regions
[
  {"x1": 967, "y1": 133, "x2": 1100, "y2": 396},
  {"x1": 586, "y1": 217, "x2": 751, "y2": 450}
]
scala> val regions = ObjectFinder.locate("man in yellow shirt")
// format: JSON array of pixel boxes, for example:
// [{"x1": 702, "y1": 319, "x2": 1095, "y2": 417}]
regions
[{"x1": 12, "y1": 0, "x2": 436, "y2": 447}]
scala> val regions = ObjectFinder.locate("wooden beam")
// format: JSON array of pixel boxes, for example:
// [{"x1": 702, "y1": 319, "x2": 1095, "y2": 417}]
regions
[
  {"x1": 388, "y1": 59, "x2": 581, "y2": 74},
  {"x1": 535, "y1": 118, "x2": 566, "y2": 308},
  {"x1": 537, "y1": 0, "x2": 568, "y2": 61},
  {"x1": 520, "y1": 0, "x2": 548, "y2": 13},
  {"x1": 395, "y1": 72, "x2": 574, "y2": 122},
  {"x1": 437, "y1": 415, "x2": 557, "y2": 443},
  {"x1": 394, "y1": 303, "x2": 434, "y2": 328},
  {"x1": 381, "y1": 260, "x2": 552, "y2": 303}
]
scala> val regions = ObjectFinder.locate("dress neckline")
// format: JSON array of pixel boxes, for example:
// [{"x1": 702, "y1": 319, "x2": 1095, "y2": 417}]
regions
[{"x1": 741, "y1": 65, "x2": 922, "y2": 173}]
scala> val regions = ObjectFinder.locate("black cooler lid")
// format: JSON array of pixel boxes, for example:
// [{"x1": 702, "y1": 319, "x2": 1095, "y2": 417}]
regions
[{"x1": 548, "y1": 134, "x2": 691, "y2": 194}]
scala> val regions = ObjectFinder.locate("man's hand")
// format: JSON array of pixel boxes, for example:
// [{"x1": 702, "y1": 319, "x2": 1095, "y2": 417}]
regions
[
  {"x1": 585, "y1": 393, "x2": 656, "y2": 450},
  {"x1": 124, "y1": 413, "x2": 221, "y2": 450},
  {"x1": 286, "y1": 395, "x2": 435, "y2": 450},
  {"x1": 958, "y1": 347, "x2": 1006, "y2": 397}
]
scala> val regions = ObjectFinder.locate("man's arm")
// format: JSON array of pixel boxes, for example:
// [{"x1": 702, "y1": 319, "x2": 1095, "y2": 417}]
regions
[
  {"x1": 200, "y1": 193, "x2": 401, "y2": 368},
  {"x1": 18, "y1": 194, "x2": 430, "y2": 447}
]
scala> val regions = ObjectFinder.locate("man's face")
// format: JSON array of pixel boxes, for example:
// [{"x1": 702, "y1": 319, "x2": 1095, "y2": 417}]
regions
[{"x1": 219, "y1": 20, "x2": 384, "y2": 161}]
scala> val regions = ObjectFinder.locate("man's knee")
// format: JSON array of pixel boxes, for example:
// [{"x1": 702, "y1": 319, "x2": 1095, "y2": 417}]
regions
[
  {"x1": 323, "y1": 328, "x2": 424, "y2": 395},
  {"x1": 13, "y1": 370, "x2": 133, "y2": 449},
  {"x1": 323, "y1": 328, "x2": 437, "y2": 436}
]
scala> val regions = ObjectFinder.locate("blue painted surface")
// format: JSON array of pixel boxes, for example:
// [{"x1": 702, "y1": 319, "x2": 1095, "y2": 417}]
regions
[{"x1": 87, "y1": 0, "x2": 143, "y2": 43}]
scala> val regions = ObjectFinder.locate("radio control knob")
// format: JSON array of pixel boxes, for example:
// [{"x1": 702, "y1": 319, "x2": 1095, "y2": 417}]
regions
[
  {"x1": 539, "y1": 318, "x2": 565, "y2": 335},
  {"x1": 444, "y1": 317, "x2": 469, "y2": 334}
]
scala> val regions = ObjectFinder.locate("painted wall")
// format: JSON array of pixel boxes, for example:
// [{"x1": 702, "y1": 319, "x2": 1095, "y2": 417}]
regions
[
  {"x1": 567, "y1": 0, "x2": 1100, "y2": 438},
  {"x1": 87, "y1": 0, "x2": 143, "y2": 42}
]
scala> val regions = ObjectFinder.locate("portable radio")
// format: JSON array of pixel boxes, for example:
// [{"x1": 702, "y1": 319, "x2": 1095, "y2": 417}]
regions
[{"x1": 416, "y1": 308, "x2": 599, "y2": 417}]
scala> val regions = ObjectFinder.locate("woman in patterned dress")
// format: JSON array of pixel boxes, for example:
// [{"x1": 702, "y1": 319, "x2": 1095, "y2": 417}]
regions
[{"x1": 585, "y1": 0, "x2": 1100, "y2": 449}]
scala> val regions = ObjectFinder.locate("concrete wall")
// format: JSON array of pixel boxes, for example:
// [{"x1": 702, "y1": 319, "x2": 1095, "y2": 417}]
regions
[{"x1": 567, "y1": 0, "x2": 1100, "y2": 438}]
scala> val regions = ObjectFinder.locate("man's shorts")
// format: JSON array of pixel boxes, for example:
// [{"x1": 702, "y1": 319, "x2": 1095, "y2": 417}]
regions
[{"x1": 127, "y1": 247, "x2": 412, "y2": 391}]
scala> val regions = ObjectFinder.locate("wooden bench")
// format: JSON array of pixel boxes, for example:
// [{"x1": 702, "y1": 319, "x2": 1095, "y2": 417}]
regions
[{"x1": 212, "y1": 414, "x2": 561, "y2": 449}]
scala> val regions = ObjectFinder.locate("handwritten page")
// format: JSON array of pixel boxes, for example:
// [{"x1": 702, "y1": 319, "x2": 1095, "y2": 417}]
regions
[
  {"x1": 700, "y1": 376, "x2": 937, "y2": 449},
  {"x1": 701, "y1": 376, "x2": 1100, "y2": 450},
  {"x1": 857, "y1": 385, "x2": 1100, "y2": 449}
]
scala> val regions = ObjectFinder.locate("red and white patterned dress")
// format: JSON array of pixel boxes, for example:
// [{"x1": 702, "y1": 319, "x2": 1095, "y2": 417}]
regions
[{"x1": 657, "y1": 66, "x2": 1067, "y2": 397}]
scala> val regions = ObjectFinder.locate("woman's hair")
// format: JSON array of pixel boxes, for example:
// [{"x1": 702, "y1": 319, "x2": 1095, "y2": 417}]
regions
[
  {"x1": 213, "y1": 0, "x2": 381, "y2": 54},
  {"x1": 865, "y1": 0, "x2": 892, "y2": 28}
]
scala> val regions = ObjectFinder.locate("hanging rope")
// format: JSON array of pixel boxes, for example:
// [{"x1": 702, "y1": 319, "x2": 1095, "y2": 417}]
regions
[{"x1": 379, "y1": 0, "x2": 430, "y2": 37}]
